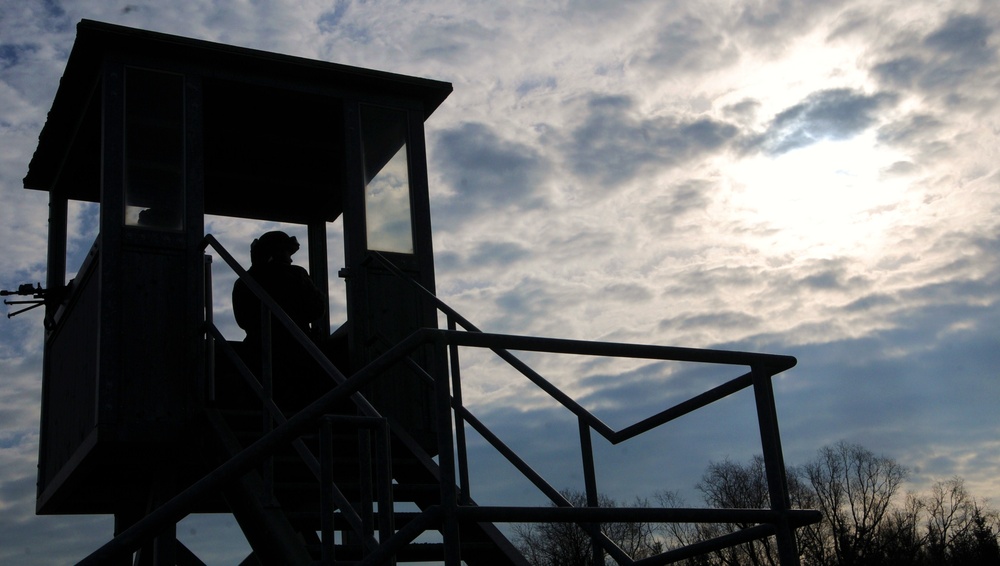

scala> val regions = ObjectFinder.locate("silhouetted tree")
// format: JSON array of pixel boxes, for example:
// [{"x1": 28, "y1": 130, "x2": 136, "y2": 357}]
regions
[
  {"x1": 872, "y1": 492, "x2": 926, "y2": 566},
  {"x1": 654, "y1": 489, "x2": 704, "y2": 560},
  {"x1": 803, "y1": 441, "x2": 908, "y2": 565},
  {"x1": 694, "y1": 456, "x2": 779, "y2": 566},
  {"x1": 925, "y1": 476, "x2": 1000, "y2": 565},
  {"x1": 676, "y1": 444, "x2": 999, "y2": 565},
  {"x1": 513, "y1": 489, "x2": 662, "y2": 565},
  {"x1": 518, "y1": 446, "x2": 1000, "y2": 565}
]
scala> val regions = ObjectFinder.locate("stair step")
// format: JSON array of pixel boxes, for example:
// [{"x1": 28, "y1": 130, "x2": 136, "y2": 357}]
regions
[
  {"x1": 286, "y1": 510, "x2": 426, "y2": 528},
  {"x1": 304, "y1": 541, "x2": 504, "y2": 562},
  {"x1": 206, "y1": 393, "x2": 527, "y2": 565}
]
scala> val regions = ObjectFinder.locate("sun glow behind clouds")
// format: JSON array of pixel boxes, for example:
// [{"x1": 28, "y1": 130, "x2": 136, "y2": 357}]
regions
[{"x1": 725, "y1": 134, "x2": 911, "y2": 259}]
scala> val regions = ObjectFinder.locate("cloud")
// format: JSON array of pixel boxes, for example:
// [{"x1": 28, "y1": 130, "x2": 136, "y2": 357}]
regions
[
  {"x1": 869, "y1": 8, "x2": 1000, "y2": 109},
  {"x1": 923, "y1": 13, "x2": 996, "y2": 69},
  {"x1": 722, "y1": 98, "x2": 762, "y2": 124},
  {"x1": 749, "y1": 88, "x2": 898, "y2": 155},
  {"x1": 515, "y1": 75, "x2": 557, "y2": 98},
  {"x1": 669, "y1": 311, "x2": 763, "y2": 333},
  {"x1": 411, "y1": 18, "x2": 500, "y2": 65},
  {"x1": 635, "y1": 178, "x2": 715, "y2": 238},
  {"x1": 431, "y1": 121, "x2": 551, "y2": 228},
  {"x1": 317, "y1": 0, "x2": 350, "y2": 32},
  {"x1": 601, "y1": 282, "x2": 655, "y2": 304},
  {"x1": 0, "y1": 44, "x2": 39, "y2": 71},
  {"x1": 875, "y1": 113, "x2": 946, "y2": 153},
  {"x1": 2, "y1": 1, "x2": 1000, "y2": 561},
  {"x1": 732, "y1": 0, "x2": 852, "y2": 50},
  {"x1": 563, "y1": 94, "x2": 738, "y2": 187},
  {"x1": 471, "y1": 240, "x2": 532, "y2": 266},
  {"x1": 640, "y1": 15, "x2": 740, "y2": 73}
]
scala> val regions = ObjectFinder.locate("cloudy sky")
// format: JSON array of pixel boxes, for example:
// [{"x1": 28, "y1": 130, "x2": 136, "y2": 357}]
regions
[{"x1": 1, "y1": 0, "x2": 998, "y2": 563}]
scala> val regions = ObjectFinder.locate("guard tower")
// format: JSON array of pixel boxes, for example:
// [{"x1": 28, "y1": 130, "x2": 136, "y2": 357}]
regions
[
  {"x1": 23, "y1": 19, "x2": 819, "y2": 566},
  {"x1": 25, "y1": 16, "x2": 448, "y2": 525}
]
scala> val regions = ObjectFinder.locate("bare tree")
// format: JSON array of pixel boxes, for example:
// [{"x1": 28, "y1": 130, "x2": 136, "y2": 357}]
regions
[
  {"x1": 654, "y1": 445, "x2": 999, "y2": 566},
  {"x1": 654, "y1": 489, "x2": 702, "y2": 555},
  {"x1": 787, "y1": 465, "x2": 834, "y2": 566},
  {"x1": 954, "y1": 505, "x2": 1000, "y2": 564},
  {"x1": 693, "y1": 456, "x2": 779, "y2": 566},
  {"x1": 875, "y1": 492, "x2": 926, "y2": 566},
  {"x1": 512, "y1": 489, "x2": 662, "y2": 565},
  {"x1": 803, "y1": 441, "x2": 908, "y2": 565},
  {"x1": 926, "y1": 476, "x2": 974, "y2": 561},
  {"x1": 925, "y1": 476, "x2": 1000, "y2": 565}
]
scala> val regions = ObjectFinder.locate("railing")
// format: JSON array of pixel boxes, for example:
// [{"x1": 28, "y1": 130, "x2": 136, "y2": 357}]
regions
[
  {"x1": 368, "y1": 251, "x2": 818, "y2": 566},
  {"x1": 78, "y1": 235, "x2": 398, "y2": 564},
  {"x1": 202, "y1": 234, "x2": 395, "y2": 559},
  {"x1": 77, "y1": 236, "x2": 820, "y2": 565}
]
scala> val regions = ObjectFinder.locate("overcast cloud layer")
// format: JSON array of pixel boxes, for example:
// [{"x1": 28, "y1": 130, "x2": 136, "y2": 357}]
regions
[{"x1": 1, "y1": 0, "x2": 998, "y2": 563}]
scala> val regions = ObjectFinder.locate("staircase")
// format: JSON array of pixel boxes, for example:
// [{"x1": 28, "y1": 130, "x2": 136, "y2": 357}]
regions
[
  {"x1": 73, "y1": 239, "x2": 819, "y2": 566},
  {"x1": 205, "y1": 345, "x2": 527, "y2": 565}
]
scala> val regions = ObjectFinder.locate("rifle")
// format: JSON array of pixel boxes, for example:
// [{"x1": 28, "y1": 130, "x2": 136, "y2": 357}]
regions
[{"x1": 1, "y1": 283, "x2": 51, "y2": 318}]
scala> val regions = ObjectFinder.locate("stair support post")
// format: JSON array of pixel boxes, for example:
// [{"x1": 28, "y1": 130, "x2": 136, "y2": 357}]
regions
[
  {"x1": 580, "y1": 418, "x2": 604, "y2": 566},
  {"x1": 432, "y1": 332, "x2": 462, "y2": 565},
  {"x1": 447, "y1": 317, "x2": 473, "y2": 505},
  {"x1": 752, "y1": 365, "x2": 801, "y2": 566},
  {"x1": 259, "y1": 302, "x2": 275, "y2": 505},
  {"x1": 373, "y1": 417, "x2": 395, "y2": 560},
  {"x1": 320, "y1": 416, "x2": 337, "y2": 565}
]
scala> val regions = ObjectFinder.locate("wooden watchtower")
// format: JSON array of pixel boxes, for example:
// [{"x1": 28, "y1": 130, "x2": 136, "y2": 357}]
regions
[
  {"x1": 26, "y1": 19, "x2": 449, "y2": 520},
  {"x1": 23, "y1": 19, "x2": 818, "y2": 566}
]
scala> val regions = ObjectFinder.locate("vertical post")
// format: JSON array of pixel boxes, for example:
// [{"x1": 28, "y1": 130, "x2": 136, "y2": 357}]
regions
[
  {"x1": 113, "y1": 509, "x2": 142, "y2": 566},
  {"x1": 39, "y1": 191, "x2": 67, "y2": 508},
  {"x1": 98, "y1": 58, "x2": 125, "y2": 425},
  {"x1": 579, "y1": 418, "x2": 603, "y2": 566},
  {"x1": 374, "y1": 418, "x2": 395, "y2": 564},
  {"x1": 448, "y1": 317, "x2": 472, "y2": 505},
  {"x1": 260, "y1": 303, "x2": 274, "y2": 503},
  {"x1": 432, "y1": 332, "x2": 461, "y2": 565},
  {"x1": 752, "y1": 366, "x2": 800, "y2": 566},
  {"x1": 44, "y1": 192, "x2": 67, "y2": 326},
  {"x1": 203, "y1": 255, "x2": 215, "y2": 403},
  {"x1": 320, "y1": 417, "x2": 336, "y2": 565},
  {"x1": 358, "y1": 426, "x2": 375, "y2": 546},
  {"x1": 151, "y1": 522, "x2": 177, "y2": 566},
  {"x1": 307, "y1": 220, "x2": 331, "y2": 336},
  {"x1": 185, "y1": 74, "x2": 206, "y2": 413}
]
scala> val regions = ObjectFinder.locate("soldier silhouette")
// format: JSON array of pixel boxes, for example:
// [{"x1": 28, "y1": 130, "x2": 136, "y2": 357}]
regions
[
  {"x1": 233, "y1": 231, "x2": 324, "y2": 346},
  {"x1": 232, "y1": 231, "x2": 331, "y2": 410}
]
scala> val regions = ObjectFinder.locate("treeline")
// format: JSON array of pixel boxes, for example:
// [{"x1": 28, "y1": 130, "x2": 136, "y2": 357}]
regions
[{"x1": 513, "y1": 441, "x2": 1000, "y2": 565}]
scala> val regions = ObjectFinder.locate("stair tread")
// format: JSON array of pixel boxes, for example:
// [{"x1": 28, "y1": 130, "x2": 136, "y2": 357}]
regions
[{"x1": 206, "y1": 400, "x2": 526, "y2": 565}]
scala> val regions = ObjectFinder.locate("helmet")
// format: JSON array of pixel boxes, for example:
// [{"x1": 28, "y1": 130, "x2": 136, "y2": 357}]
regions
[{"x1": 250, "y1": 231, "x2": 300, "y2": 265}]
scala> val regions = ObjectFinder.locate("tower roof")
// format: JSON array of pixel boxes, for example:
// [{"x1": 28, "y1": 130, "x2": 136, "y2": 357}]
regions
[{"x1": 24, "y1": 19, "x2": 452, "y2": 223}]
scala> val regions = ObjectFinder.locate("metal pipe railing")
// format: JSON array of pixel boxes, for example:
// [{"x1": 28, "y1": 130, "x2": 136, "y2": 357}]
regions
[
  {"x1": 369, "y1": 250, "x2": 813, "y2": 566},
  {"x1": 81, "y1": 240, "x2": 814, "y2": 565},
  {"x1": 77, "y1": 327, "x2": 433, "y2": 565}
]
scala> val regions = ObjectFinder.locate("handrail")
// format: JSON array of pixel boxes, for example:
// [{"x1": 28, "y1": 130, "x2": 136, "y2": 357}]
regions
[
  {"x1": 77, "y1": 328, "x2": 436, "y2": 565},
  {"x1": 367, "y1": 252, "x2": 789, "y2": 367},
  {"x1": 202, "y1": 235, "x2": 351, "y2": 390},
  {"x1": 399, "y1": 330, "x2": 804, "y2": 563},
  {"x1": 201, "y1": 234, "x2": 391, "y2": 552},
  {"x1": 78, "y1": 234, "x2": 398, "y2": 563},
  {"x1": 368, "y1": 250, "x2": 813, "y2": 565},
  {"x1": 81, "y1": 239, "x2": 813, "y2": 565},
  {"x1": 368, "y1": 251, "x2": 796, "y2": 443}
]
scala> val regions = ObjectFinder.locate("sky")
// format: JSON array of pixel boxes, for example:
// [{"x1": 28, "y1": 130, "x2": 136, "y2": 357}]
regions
[{"x1": 1, "y1": 0, "x2": 998, "y2": 563}]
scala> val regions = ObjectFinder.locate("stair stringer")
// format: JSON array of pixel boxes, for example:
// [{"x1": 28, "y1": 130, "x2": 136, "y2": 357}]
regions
[
  {"x1": 202, "y1": 408, "x2": 315, "y2": 566},
  {"x1": 384, "y1": 417, "x2": 530, "y2": 566}
]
